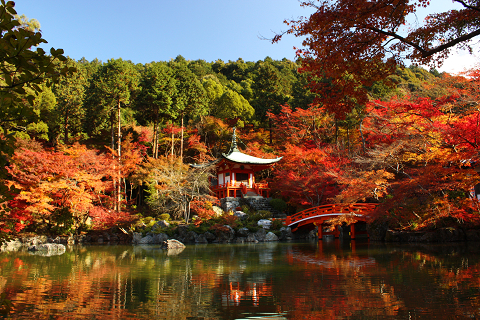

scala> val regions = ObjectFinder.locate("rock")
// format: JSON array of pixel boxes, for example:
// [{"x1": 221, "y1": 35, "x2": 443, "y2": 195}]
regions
[
  {"x1": 215, "y1": 225, "x2": 235, "y2": 242},
  {"x1": 177, "y1": 225, "x2": 189, "y2": 237},
  {"x1": 195, "y1": 233, "x2": 208, "y2": 244},
  {"x1": 236, "y1": 237, "x2": 247, "y2": 243},
  {"x1": 22, "y1": 236, "x2": 47, "y2": 247},
  {"x1": 237, "y1": 227, "x2": 250, "y2": 237},
  {"x1": 162, "y1": 239, "x2": 186, "y2": 250},
  {"x1": 204, "y1": 231, "x2": 216, "y2": 242},
  {"x1": 255, "y1": 228, "x2": 267, "y2": 241},
  {"x1": 258, "y1": 219, "x2": 272, "y2": 229},
  {"x1": 279, "y1": 227, "x2": 293, "y2": 240},
  {"x1": 420, "y1": 227, "x2": 466, "y2": 242},
  {"x1": 178, "y1": 231, "x2": 197, "y2": 244},
  {"x1": 138, "y1": 235, "x2": 154, "y2": 244},
  {"x1": 234, "y1": 211, "x2": 248, "y2": 220},
  {"x1": 132, "y1": 232, "x2": 143, "y2": 244},
  {"x1": 152, "y1": 220, "x2": 170, "y2": 231},
  {"x1": 265, "y1": 232, "x2": 279, "y2": 241},
  {"x1": 0, "y1": 239, "x2": 22, "y2": 252},
  {"x1": 246, "y1": 233, "x2": 258, "y2": 242},
  {"x1": 28, "y1": 243, "x2": 66, "y2": 255},
  {"x1": 152, "y1": 233, "x2": 169, "y2": 244},
  {"x1": 220, "y1": 197, "x2": 241, "y2": 212},
  {"x1": 307, "y1": 229, "x2": 317, "y2": 240},
  {"x1": 212, "y1": 206, "x2": 224, "y2": 217}
]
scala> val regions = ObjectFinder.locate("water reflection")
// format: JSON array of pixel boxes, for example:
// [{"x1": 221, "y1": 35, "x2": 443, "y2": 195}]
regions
[{"x1": 1, "y1": 241, "x2": 480, "y2": 319}]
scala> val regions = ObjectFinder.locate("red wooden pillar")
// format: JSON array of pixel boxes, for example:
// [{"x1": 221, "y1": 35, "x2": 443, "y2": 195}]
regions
[{"x1": 351, "y1": 223, "x2": 356, "y2": 240}]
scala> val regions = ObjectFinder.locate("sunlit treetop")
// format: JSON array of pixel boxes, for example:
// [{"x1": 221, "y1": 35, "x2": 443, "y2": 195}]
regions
[{"x1": 275, "y1": 0, "x2": 480, "y2": 118}]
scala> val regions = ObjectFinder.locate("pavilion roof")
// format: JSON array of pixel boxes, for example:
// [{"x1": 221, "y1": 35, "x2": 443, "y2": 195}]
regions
[
  {"x1": 190, "y1": 127, "x2": 282, "y2": 168},
  {"x1": 221, "y1": 127, "x2": 282, "y2": 165}
]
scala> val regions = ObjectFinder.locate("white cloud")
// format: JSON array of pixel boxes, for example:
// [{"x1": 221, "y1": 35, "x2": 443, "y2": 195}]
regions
[{"x1": 437, "y1": 48, "x2": 479, "y2": 75}]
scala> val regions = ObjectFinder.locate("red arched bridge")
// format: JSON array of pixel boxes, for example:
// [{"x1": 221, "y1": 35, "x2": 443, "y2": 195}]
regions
[{"x1": 284, "y1": 203, "x2": 379, "y2": 239}]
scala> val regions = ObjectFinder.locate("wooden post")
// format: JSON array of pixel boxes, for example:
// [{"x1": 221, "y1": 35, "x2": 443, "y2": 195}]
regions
[{"x1": 351, "y1": 223, "x2": 356, "y2": 240}]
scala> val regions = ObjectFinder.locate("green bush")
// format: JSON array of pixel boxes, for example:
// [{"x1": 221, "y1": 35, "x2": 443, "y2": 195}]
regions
[
  {"x1": 271, "y1": 219, "x2": 285, "y2": 230},
  {"x1": 257, "y1": 210, "x2": 272, "y2": 219},
  {"x1": 269, "y1": 198, "x2": 287, "y2": 212},
  {"x1": 159, "y1": 213, "x2": 171, "y2": 221}
]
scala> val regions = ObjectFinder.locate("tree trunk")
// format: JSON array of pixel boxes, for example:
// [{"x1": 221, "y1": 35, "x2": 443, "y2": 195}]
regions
[
  {"x1": 180, "y1": 116, "x2": 184, "y2": 161},
  {"x1": 64, "y1": 108, "x2": 69, "y2": 144},
  {"x1": 117, "y1": 100, "x2": 122, "y2": 212},
  {"x1": 111, "y1": 111, "x2": 117, "y2": 211}
]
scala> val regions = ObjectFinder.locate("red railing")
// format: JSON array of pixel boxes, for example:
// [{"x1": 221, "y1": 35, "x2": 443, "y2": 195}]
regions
[
  {"x1": 211, "y1": 181, "x2": 270, "y2": 198},
  {"x1": 285, "y1": 203, "x2": 379, "y2": 227}
]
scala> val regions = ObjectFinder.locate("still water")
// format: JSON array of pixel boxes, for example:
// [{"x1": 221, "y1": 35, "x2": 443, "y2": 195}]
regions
[{"x1": 1, "y1": 240, "x2": 480, "y2": 319}]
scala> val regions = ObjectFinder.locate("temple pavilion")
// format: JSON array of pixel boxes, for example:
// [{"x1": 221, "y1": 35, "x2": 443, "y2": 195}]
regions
[{"x1": 194, "y1": 128, "x2": 282, "y2": 200}]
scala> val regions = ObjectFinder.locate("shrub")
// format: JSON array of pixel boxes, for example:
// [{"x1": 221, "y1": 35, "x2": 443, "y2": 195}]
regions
[
  {"x1": 159, "y1": 213, "x2": 171, "y2": 221},
  {"x1": 257, "y1": 210, "x2": 273, "y2": 219},
  {"x1": 271, "y1": 219, "x2": 285, "y2": 230},
  {"x1": 269, "y1": 198, "x2": 287, "y2": 212}
]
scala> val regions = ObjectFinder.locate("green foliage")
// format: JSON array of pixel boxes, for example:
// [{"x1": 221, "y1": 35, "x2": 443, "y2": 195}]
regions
[
  {"x1": 269, "y1": 198, "x2": 287, "y2": 212},
  {"x1": 271, "y1": 219, "x2": 284, "y2": 230},
  {"x1": 159, "y1": 213, "x2": 171, "y2": 221},
  {"x1": 257, "y1": 210, "x2": 273, "y2": 219},
  {"x1": 49, "y1": 207, "x2": 75, "y2": 235},
  {"x1": 188, "y1": 223, "x2": 210, "y2": 234},
  {"x1": 0, "y1": 0, "x2": 70, "y2": 168},
  {"x1": 83, "y1": 58, "x2": 139, "y2": 137}
]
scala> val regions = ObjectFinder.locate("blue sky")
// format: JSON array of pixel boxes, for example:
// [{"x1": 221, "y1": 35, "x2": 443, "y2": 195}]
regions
[{"x1": 15, "y1": 0, "x2": 478, "y2": 74}]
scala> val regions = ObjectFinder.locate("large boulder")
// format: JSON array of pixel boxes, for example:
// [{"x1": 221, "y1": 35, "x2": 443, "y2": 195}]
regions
[
  {"x1": 152, "y1": 233, "x2": 169, "y2": 244},
  {"x1": 234, "y1": 211, "x2": 248, "y2": 220},
  {"x1": 258, "y1": 219, "x2": 272, "y2": 229},
  {"x1": 138, "y1": 235, "x2": 154, "y2": 245},
  {"x1": 195, "y1": 233, "x2": 208, "y2": 244},
  {"x1": 265, "y1": 232, "x2": 279, "y2": 241},
  {"x1": 162, "y1": 239, "x2": 186, "y2": 255},
  {"x1": 162, "y1": 239, "x2": 185, "y2": 250},
  {"x1": 278, "y1": 227, "x2": 293, "y2": 240},
  {"x1": 204, "y1": 231, "x2": 216, "y2": 242},
  {"x1": 1, "y1": 239, "x2": 23, "y2": 252},
  {"x1": 132, "y1": 232, "x2": 143, "y2": 244},
  {"x1": 255, "y1": 228, "x2": 267, "y2": 241},
  {"x1": 179, "y1": 231, "x2": 198, "y2": 243}
]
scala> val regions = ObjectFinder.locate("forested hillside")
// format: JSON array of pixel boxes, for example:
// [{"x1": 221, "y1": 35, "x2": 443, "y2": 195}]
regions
[{"x1": 1, "y1": 0, "x2": 480, "y2": 237}]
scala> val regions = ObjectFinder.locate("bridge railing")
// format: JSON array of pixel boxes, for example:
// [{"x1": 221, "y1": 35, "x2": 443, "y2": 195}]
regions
[{"x1": 285, "y1": 203, "x2": 379, "y2": 226}]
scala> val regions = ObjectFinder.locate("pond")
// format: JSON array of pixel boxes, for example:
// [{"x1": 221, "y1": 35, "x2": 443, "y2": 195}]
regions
[{"x1": 1, "y1": 239, "x2": 480, "y2": 319}]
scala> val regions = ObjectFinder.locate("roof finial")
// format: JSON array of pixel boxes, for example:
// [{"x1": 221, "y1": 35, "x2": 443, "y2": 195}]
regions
[{"x1": 228, "y1": 127, "x2": 240, "y2": 154}]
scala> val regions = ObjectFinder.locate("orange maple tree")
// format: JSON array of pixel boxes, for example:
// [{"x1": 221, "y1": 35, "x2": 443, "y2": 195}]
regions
[{"x1": 3, "y1": 142, "x2": 134, "y2": 234}]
